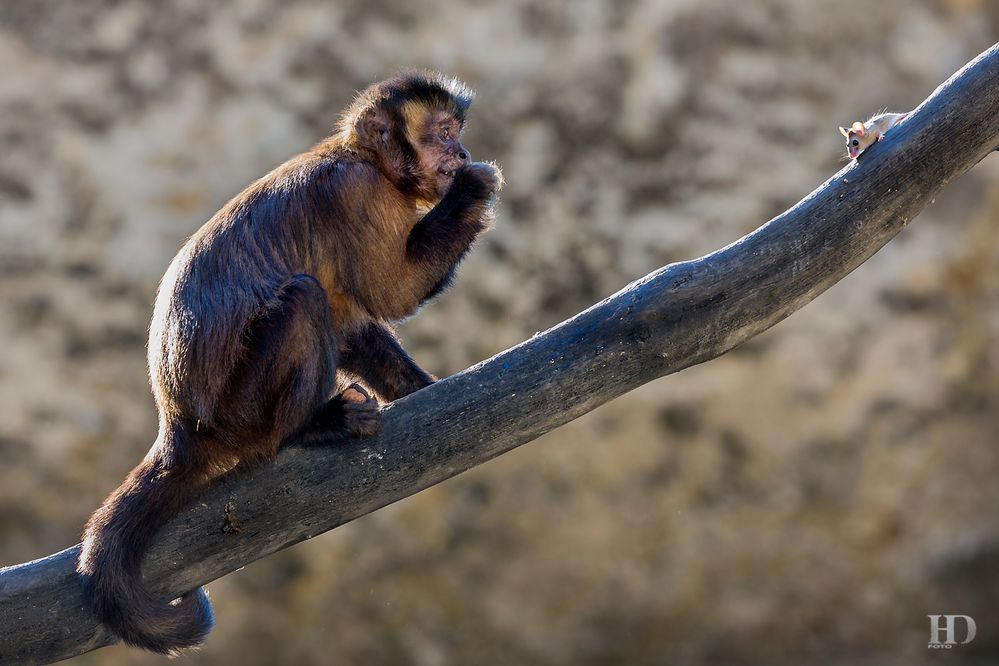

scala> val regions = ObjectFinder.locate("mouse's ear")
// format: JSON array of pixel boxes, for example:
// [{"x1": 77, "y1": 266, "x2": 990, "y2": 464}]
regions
[
  {"x1": 851, "y1": 121, "x2": 866, "y2": 136},
  {"x1": 839, "y1": 126, "x2": 851, "y2": 137}
]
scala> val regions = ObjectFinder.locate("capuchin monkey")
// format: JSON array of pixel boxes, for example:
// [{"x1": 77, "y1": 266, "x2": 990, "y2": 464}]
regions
[{"x1": 77, "y1": 71, "x2": 503, "y2": 655}]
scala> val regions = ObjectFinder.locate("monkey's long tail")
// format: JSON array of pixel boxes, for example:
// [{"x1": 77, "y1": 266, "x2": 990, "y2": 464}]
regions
[{"x1": 78, "y1": 453, "x2": 214, "y2": 655}]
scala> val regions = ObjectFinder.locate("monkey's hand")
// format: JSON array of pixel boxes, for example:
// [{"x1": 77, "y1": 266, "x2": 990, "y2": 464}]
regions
[
  {"x1": 434, "y1": 162, "x2": 502, "y2": 235},
  {"x1": 454, "y1": 162, "x2": 503, "y2": 202}
]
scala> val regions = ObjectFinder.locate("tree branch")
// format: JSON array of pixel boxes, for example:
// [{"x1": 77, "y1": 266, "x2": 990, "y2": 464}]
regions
[{"x1": 4, "y1": 43, "x2": 999, "y2": 666}]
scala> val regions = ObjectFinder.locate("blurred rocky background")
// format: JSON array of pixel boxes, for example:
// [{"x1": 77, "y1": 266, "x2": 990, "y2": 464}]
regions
[{"x1": 1, "y1": 1, "x2": 998, "y2": 664}]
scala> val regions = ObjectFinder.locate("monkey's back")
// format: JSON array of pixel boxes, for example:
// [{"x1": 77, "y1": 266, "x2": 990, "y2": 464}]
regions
[{"x1": 146, "y1": 161, "x2": 326, "y2": 425}]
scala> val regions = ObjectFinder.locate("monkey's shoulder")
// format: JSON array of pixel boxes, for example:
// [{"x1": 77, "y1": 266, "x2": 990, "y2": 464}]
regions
[{"x1": 253, "y1": 148, "x2": 392, "y2": 203}]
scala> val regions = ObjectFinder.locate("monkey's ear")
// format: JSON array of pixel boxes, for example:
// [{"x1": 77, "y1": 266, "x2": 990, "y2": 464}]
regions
[
  {"x1": 360, "y1": 111, "x2": 391, "y2": 145},
  {"x1": 839, "y1": 126, "x2": 850, "y2": 137},
  {"x1": 851, "y1": 121, "x2": 866, "y2": 136}
]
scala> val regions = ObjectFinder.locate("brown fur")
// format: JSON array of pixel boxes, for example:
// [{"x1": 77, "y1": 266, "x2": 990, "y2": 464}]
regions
[{"x1": 77, "y1": 70, "x2": 502, "y2": 655}]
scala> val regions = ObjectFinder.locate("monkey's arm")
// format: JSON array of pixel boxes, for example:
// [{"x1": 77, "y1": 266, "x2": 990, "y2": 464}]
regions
[
  {"x1": 339, "y1": 322, "x2": 436, "y2": 402},
  {"x1": 405, "y1": 163, "x2": 501, "y2": 295}
]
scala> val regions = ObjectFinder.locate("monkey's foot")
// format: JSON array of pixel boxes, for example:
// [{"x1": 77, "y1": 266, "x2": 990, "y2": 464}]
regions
[
  {"x1": 308, "y1": 384, "x2": 380, "y2": 440},
  {"x1": 337, "y1": 384, "x2": 381, "y2": 437}
]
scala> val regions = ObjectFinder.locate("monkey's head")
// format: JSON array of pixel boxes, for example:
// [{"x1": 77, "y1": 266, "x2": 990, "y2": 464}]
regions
[
  {"x1": 839, "y1": 121, "x2": 872, "y2": 159},
  {"x1": 341, "y1": 71, "x2": 475, "y2": 201}
]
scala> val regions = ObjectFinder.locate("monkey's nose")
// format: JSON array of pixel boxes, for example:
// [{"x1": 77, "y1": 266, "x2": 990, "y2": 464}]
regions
[{"x1": 458, "y1": 150, "x2": 468, "y2": 161}]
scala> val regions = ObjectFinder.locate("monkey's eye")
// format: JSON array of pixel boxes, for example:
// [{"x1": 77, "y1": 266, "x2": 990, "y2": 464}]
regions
[
  {"x1": 440, "y1": 127, "x2": 450, "y2": 140},
  {"x1": 851, "y1": 139, "x2": 859, "y2": 146}
]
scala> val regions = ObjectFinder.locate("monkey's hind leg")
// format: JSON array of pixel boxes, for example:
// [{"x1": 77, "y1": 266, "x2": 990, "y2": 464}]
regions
[
  {"x1": 226, "y1": 274, "x2": 380, "y2": 451},
  {"x1": 218, "y1": 274, "x2": 376, "y2": 457}
]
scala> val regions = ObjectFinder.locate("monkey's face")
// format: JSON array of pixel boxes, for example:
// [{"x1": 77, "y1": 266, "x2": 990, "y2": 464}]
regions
[{"x1": 412, "y1": 111, "x2": 469, "y2": 198}]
